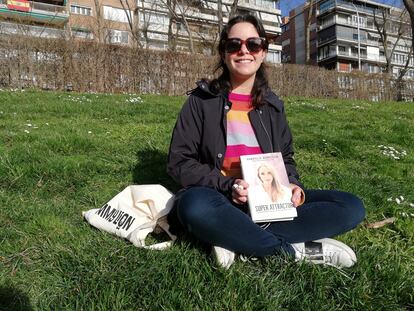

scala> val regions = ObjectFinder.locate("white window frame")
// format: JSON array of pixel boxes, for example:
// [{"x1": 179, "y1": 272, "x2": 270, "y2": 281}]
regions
[
  {"x1": 103, "y1": 6, "x2": 133, "y2": 23},
  {"x1": 70, "y1": 5, "x2": 92, "y2": 16},
  {"x1": 107, "y1": 29, "x2": 129, "y2": 44}
]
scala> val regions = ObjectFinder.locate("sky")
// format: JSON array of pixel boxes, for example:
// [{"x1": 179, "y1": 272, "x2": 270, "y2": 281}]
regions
[{"x1": 279, "y1": 0, "x2": 404, "y2": 17}]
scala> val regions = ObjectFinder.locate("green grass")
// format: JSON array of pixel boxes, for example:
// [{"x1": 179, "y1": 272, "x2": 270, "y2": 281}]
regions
[{"x1": 0, "y1": 89, "x2": 413, "y2": 310}]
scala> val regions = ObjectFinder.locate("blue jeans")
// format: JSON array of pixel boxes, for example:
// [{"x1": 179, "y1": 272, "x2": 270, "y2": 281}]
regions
[{"x1": 170, "y1": 187, "x2": 365, "y2": 257}]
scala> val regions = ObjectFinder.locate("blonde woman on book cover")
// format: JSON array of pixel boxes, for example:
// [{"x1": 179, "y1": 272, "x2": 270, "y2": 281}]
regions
[
  {"x1": 167, "y1": 14, "x2": 365, "y2": 269},
  {"x1": 256, "y1": 163, "x2": 291, "y2": 203}
]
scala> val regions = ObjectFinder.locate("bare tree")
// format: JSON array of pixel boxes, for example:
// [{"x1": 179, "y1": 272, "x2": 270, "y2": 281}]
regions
[
  {"x1": 373, "y1": 7, "x2": 410, "y2": 74},
  {"x1": 160, "y1": 0, "x2": 195, "y2": 52},
  {"x1": 229, "y1": 0, "x2": 239, "y2": 18},
  {"x1": 403, "y1": 0, "x2": 414, "y2": 48},
  {"x1": 93, "y1": 0, "x2": 105, "y2": 43},
  {"x1": 167, "y1": 0, "x2": 178, "y2": 51},
  {"x1": 217, "y1": 0, "x2": 223, "y2": 35},
  {"x1": 305, "y1": 0, "x2": 315, "y2": 64},
  {"x1": 136, "y1": 0, "x2": 162, "y2": 49},
  {"x1": 118, "y1": 0, "x2": 143, "y2": 47},
  {"x1": 374, "y1": 6, "x2": 413, "y2": 100}
]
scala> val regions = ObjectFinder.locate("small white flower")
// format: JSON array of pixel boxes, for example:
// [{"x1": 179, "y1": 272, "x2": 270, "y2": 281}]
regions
[
  {"x1": 387, "y1": 197, "x2": 393, "y2": 202},
  {"x1": 399, "y1": 196, "x2": 404, "y2": 201},
  {"x1": 26, "y1": 123, "x2": 32, "y2": 127},
  {"x1": 33, "y1": 126, "x2": 38, "y2": 129},
  {"x1": 401, "y1": 212, "x2": 408, "y2": 217},
  {"x1": 24, "y1": 130, "x2": 30, "y2": 133},
  {"x1": 45, "y1": 123, "x2": 49, "y2": 126},
  {"x1": 106, "y1": 131, "x2": 110, "y2": 134},
  {"x1": 409, "y1": 203, "x2": 414, "y2": 208},
  {"x1": 395, "y1": 198, "x2": 401, "y2": 204},
  {"x1": 88, "y1": 131, "x2": 92, "y2": 134}
]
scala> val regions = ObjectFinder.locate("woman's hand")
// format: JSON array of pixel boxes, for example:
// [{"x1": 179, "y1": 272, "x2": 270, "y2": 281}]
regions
[
  {"x1": 232, "y1": 179, "x2": 249, "y2": 205},
  {"x1": 289, "y1": 184, "x2": 305, "y2": 208}
]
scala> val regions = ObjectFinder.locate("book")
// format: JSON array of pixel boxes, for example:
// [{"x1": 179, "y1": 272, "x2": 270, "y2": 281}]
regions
[{"x1": 240, "y1": 152, "x2": 298, "y2": 223}]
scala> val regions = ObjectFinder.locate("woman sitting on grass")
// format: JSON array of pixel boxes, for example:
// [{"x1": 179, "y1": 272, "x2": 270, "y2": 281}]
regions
[{"x1": 167, "y1": 14, "x2": 365, "y2": 269}]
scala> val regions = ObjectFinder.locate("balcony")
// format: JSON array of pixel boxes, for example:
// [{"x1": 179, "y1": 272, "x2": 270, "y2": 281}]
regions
[
  {"x1": 0, "y1": 20, "x2": 66, "y2": 38},
  {"x1": 318, "y1": 31, "x2": 380, "y2": 51},
  {"x1": 318, "y1": 0, "x2": 378, "y2": 16},
  {"x1": 319, "y1": 18, "x2": 377, "y2": 32},
  {"x1": 319, "y1": 49, "x2": 386, "y2": 62},
  {"x1": 237, "y1": 0, "x2": 280, "y2": 14},
  {"x1": 0, "y1": 0, "x2": 69, "y2": 26}
]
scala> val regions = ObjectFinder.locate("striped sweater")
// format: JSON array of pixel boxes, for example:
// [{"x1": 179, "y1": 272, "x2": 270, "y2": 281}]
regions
[{"x1": 221, "y1": 92, "x2": 262, "y2": 178}]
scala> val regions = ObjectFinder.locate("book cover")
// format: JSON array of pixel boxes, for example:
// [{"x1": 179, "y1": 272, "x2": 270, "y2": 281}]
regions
[{"x1": 240, "y1": 152, "x2": 298, "y2": 223}]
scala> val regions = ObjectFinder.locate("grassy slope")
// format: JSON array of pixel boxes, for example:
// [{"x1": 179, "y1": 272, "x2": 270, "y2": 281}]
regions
[{"x1": 0, "y1": 90, "x2": 413, "y2": 310}]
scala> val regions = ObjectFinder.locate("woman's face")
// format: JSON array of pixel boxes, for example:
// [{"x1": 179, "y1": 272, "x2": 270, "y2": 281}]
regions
[
  {"x1": 223, "y1": 22, "x2": 267, "y2": 83},
  {"x1": 258, "y1": 167, "x2": 273, "y2": 185}
]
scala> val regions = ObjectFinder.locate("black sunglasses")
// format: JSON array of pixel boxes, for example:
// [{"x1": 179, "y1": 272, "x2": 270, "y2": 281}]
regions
[{"x1": 223, "y1": 37, "x2": 266, "y2": 54}]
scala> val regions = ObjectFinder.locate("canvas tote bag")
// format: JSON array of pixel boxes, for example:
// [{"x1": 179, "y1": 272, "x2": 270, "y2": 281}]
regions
[{"x1": 83, "y1": 185, "x2": 176, "y2": 250}]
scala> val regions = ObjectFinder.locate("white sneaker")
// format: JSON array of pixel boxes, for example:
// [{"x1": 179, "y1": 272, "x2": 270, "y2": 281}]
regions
[
  {"x1": 212, "y1": 246, "x2": 235, "y2": 269},
  {"x1": 291, "y1": 238, "x2": 357, "y2": 268}
]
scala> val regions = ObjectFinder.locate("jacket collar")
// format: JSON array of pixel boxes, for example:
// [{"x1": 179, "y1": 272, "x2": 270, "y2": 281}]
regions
[{"x1": 194, "y1": 80, "x2": 282, "y2": 112}]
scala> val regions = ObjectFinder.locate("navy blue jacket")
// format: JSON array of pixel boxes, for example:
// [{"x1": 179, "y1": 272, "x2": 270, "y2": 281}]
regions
[{"x1": 167, "y1": 80, "x2": 303, "y2": 195}]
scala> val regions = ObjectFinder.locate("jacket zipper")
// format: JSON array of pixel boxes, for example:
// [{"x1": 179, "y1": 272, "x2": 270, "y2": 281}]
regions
[{"x1": 256, "y1": 108, "x2": 274, "y2": 153}]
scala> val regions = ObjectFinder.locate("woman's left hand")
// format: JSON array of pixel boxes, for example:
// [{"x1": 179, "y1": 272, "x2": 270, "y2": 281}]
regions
[{"x1": 289, "y1": 184, "x2": 305, "y2": 208}]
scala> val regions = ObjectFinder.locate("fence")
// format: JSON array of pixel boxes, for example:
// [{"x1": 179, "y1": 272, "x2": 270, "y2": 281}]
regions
[{"x1": 0, "y1": 35, "x2": 413, "y2": 101}]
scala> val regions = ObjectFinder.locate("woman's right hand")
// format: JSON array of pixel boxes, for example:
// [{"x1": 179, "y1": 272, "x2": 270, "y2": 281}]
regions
[{"x1": 231, "y1": 179, "x2": 249, "y2": 204}]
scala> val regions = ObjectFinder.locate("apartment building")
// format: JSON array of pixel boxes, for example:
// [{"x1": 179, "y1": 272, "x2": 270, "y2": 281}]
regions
[
  {"x1": 0, "y1": 0, "x2": 283, "y2": 63},
  {"x1": 129, "y1": 0, "x2": 283, "y2": 63},
  {"x1": 68, "y1": 0, "x2": 136, "y2": 43},
  {"x1": 0, "y1": 0, "x2": 68, "y2": 38},
  {"x1": 279, "y1": 0, "x2": 413, "y2": 77},
  {"x1": 276, "y1": 4, "x2": 318, "y2": 65}
]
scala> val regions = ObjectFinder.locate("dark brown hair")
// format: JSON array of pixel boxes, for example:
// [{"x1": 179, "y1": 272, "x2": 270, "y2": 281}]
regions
[{"x1": 210, "y1": 14, "x2": 270, "y2": 108}]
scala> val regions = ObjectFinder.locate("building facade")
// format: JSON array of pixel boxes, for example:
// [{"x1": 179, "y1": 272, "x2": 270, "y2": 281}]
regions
[
  {"x1": 277, "y1": 3, "x2": 318, "y2": 65},
  {"x1": 279, "y1": 0, "x2": 413, "y2": 77},
  {"x1": 0, "y1": 0, "x2": 283, "y2": 63},
  {"x1": 135, "y1": 0, "x2": 282, "y2": 63}
]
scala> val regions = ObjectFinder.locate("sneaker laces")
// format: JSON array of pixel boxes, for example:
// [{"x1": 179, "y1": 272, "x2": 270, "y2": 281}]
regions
[{"x1": 239, "y1": 254, "x2": 259, "y2": 262}]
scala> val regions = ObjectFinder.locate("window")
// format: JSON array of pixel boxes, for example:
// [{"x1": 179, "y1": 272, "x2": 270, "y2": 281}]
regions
[
  {"x1": 338, "y1": 46, "x2": 346, "y2": 52},
  {"x1": 103, "y1": 6, "x2": 133, "y2": 23},
  {"x1": 282, "y1": 24, "x2": 289, "y2": 32},
  {"x1": 70, "y1": 5, "x2": 92, "y2": 16},
  {"x1": 266, "y1": 50, "x2": 281, "y2": 64},
  {"x1": 72, "y1": 27, "x2": 93, "y2": 40},
  {"x1": 318, "y1": 45, "x2": 334, "y2": 60},
  {"x1": 367, "y1": 64, "x2": 378, "y2": 73},
  {"x1": 248, "y1": 0, "x2": 277, "y2": 10},
  {"x1": 351, "y1": 47, "x2": 358, "y2": 55},
  {"x1": 319, "y1": 0, "x2": 335, "y2": 14},
  {"x1": 139, "y1": 12, "x2": 168, "y2": 27},
  {"x1": 352, "y1": 15, "x2": 366, "y2": 27},
  {"x1": 353, "y1": 33, "x2": 359, "y2": 41},
  {"x1": 107, "y1": 29, "x2": 129, "y2": 44}
]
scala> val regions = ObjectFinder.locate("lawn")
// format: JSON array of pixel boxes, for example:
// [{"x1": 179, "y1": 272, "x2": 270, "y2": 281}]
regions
[{"x1": 0, "y1": 89, "x2": 413, "y2": 310}]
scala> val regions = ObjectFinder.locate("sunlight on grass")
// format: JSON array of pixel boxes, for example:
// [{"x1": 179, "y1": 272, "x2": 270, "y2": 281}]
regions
[{"x1": 0, "y1": 90, "x2": 413, "y2": 310}]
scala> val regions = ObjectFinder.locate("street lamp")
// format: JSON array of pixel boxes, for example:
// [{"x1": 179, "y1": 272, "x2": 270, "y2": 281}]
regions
[{"x1": 351, "y1": 2, "x2": 361, "y2": 70}]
